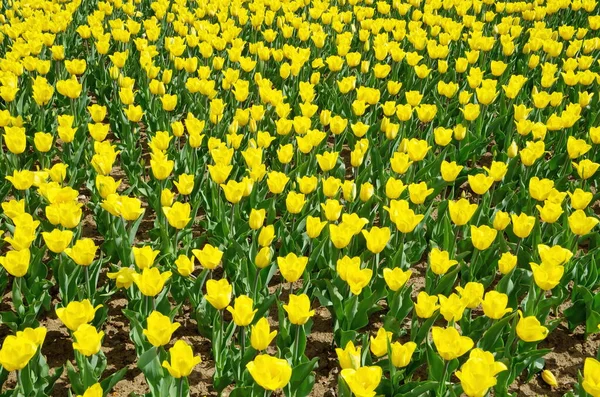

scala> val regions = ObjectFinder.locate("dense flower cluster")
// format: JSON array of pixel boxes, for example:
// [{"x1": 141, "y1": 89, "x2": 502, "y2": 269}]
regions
[{"x1": 0, "y1": 0, "x2": 599, "y2": 395}]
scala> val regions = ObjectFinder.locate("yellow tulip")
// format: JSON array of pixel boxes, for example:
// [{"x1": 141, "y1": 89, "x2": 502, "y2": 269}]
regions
[
  {"x1": 250, "y1": 317, "x2": 277, "y2": 351},
  {"x1": 162, "y1": 340, "x2": 201, "y2": 378},
  {"x1": 247, "y1": 354, "x2": 292, "y2": 391},
  {"x1": 143, "y1": 311, "x2": 180, "y2": 347},
  {"x1": 227, "y1": 295, "x2": 257, "y2": 326},
  {"x1": 283, "y1": 294, "x2": 315, "y2": 325},
  {"x1": 131, "y1": 268, "x2": 172, "y2": 297},
  {"x1": 73, "y1": 324, "x2": 104, "y2": 356},
  {"x1": 432, "y1": 326, "x2": 474, "y2": 360}
]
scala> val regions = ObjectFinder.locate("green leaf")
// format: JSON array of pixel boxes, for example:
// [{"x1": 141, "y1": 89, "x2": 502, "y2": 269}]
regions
[
  {"x1": 289, "y1": 357, "x2": 319, "y2": 397},
  {"x1": 100, "y1": 367, "x2": 127, "y2": 396}
]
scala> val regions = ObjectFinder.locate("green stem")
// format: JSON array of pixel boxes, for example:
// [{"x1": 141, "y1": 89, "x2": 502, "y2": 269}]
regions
[
  {"x1": 437, "y1": 360, "x2": 450, "y2": 396},
  {"x1": 230, "y1": 204, "x2": 235, "y2": 239},
  {"x1": 294, "y1": 324, "x2": 301, "y2": 364},
  {"x1": 178, "y1": 377, "x2": 185, "y2": 397},
  {"x1": 398, "y1": 233, "x2": 406, "y2": 269},
  {"x1": 85, "y1": 266, "x2": 91, "y2": 301},
  {"x1": 253, "y1": 268, "x2": 261, "y2": 297}
]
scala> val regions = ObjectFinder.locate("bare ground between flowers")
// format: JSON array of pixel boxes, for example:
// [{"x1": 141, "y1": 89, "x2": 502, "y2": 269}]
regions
[{"x1": 1, "y1": 280, "x2": 599, "y2": 397}]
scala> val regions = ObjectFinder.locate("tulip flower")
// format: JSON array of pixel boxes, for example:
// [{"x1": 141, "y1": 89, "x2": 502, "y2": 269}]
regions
[
  {"x1": 336, "y1": 341, "x2": 361, "y2": 370},
  {"x1": 205, "y1": 279, "x2": 232, "y2": 310},
  {"x1": 568, "y1": 189, "x2": 593, "y2": 210},
  {"x1": 42, "y1": 228, "x2": 73, "y2": 253},
  {"x1": 130, "y1": 246, "x2": 159, "y2": 270},
  {"x1": 341, "y1": 213, "x2": 369, "y2": 236},
  {"x1": 498, "y1": 252, "x2": 518, "y2": 274},
  {"x1": 0, "y1": 333, "x2": 39, "y2": 371},
  {"x1": 493, "y1": 211, "x2": 511, "y2": 230},
  {"x1": 408, "y1": 182, "x2": 434, "y2": 204},
  {"x1": 57, "y1": 300, "x2": 103, "y2": 331},
  {"x1": 0, "y1": 248, "x2": 30, "y2": 277},
  {"x1": 249, "y1": 209, "x2": 266, "y2": 230},
  {"x1": 131, "y1": 268, "x2": 172, "y2": 297},
  {"x1": 516, "y1": 311, "x2": 549, "y2": 342},
  {"x1": 391, "y1": 341, "x2": 417, "y2": 368},
  {"x1": 119, "y1": 196, "x2": 145, "y2": 221},
  {"x1": 266, "y1": 171, "x2": 289, "y2": 194},
  {"x1": 77, "y1": 384, "x2": 103, "y2": 397},
  {"x1": 341, "y1": 366, "x2": 382, "y2": 397},
  {"x1": 471, "y1": 225, "x2": 498, "y2": 250},
  {"x1": 583, "y1": 357, "x2": 600, "y2": 396},
  {"x1": 329, "y1": 223, "x2": 353, "y2": 249},
  {"x1": 455, "y1": 349, "x2": 508, "y2": 396},
  {"x1": 306, "y1": 216, "x2": 327, "y2": 238},
  {"x1": 440, "y1": 161, "x2": 463, "y2": 182},
  {"x1": 344, "y1": 262, "x2": 372, "y2": 295},
  {"x1": 227, "y1": 295, "x2": 257, "y2": 326},
  {"x1": 173, "y1": 174, "x2": 194, "y2": 195},
  {"x1": 220, "y1": 180, "x2": 246, "y2": 204},
  {"x1": 431, "y1": 326, "x2": 474, "y2": 360},
  {"x1": 254, "y1": 247, "x2": 272, "y2": 269},
  {"x1": 568, "y1": 210, "x2": 599, "y2": 236},
  {"x1": 361, "y1": 226, "x2": 390, "y2": 254},
  {"x1": 448, "y1": 199, "x2": 478, "y2": 226},
  {"x1": 143, "y1": 311, "x2": 180, "y2": 347},
  {"x1": 530, "y1": 262, "x2": 564, "y2": 291},
  {"x1": 73, "y1": 324, "x2": 104, "y2": 356},
  {"x1": 258, "y1": 225, "x2": 276, "y2": 247},
  {"x1": 369, "y1": 327, "x2": 392, "y2": 357},
  {"x1": 175, "y1": 255, "x2": 194, "y2": 277},
  {"x1": 192, "y1": 244, "x2": 223, "y2": 269},
  {"x1": 511, "y1": 213, "x2": 536, "y2": 238},
  {"x1": 468, "y1": 174, "x2": 494, "y2": 195},
  {"x1": 283, "y1": 294, "x2": 315, "y2": 325},
  {"x1": 247, "y1": 354, "x2": 292, "y2": 391},
  {"x1": 429, "y1": 248, "x2": 458, "y2": 275},
  {"x1": 482, "y1": 291, "x2": 513, "y2": 319},
  {"x1": 162, "y1": 340, "x2": 201, "y2": 378},
  {"x1": 385, "y1": 200, "x2": 424, "y2": 233},
  {"x1": 573, "y1": 159, "x2": 599, "y2": 179},
  {"x1": 65, "y1": 238, "x2": 98, "y2": 266},
  {"x1": 383, "y1": 267, "x2": 412, "y2": 291},
  {"x1": 414, "y1": 291, "x2": 440, "y2": 319},
  {"x1": 538, "y1": 244, "x2": 573, "y2": 267},
  {"x1": 537, "y1": 201, "x2": 564, "y2": 223},
  {"x1": 321, "y1": 199, "x2": 344, "y2": 222},
  {"x1": 107, "y1": 268, "x2": 136, "y2": 289},
  {"x1": 277, "y1": 253, "x2": 309, "y2": 283},
  {"x1": 163, "y1": 202, "x2": 191, "y2": 229},
  {"x1": 455, "y1": 282, "x2": 484, "y2": 309},
  {"x1": 250, "y1": 317, "x2": 277, "y2": 351},
  {"x1": 438, "y1": 293, "x2": 467, "y2": 322}
]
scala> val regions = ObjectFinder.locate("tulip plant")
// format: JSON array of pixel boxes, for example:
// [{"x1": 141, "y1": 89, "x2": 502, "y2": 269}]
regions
[{"x1": 1, "y1": 0, "x2": 600, "y2": 396}]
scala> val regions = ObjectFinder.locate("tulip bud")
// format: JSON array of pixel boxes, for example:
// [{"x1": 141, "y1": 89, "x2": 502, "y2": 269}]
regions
[
  {"x1": 507, "y1": 141, "x2": 518, "y2": 158},
  {"x1": 542, "y1": 370, "x2": 558, "y2": 388}
]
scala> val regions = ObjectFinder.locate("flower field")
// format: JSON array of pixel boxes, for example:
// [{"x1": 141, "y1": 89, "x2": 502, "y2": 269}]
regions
[{"x1": 1, "y1": 0, "x2": 600, "y2": 395}]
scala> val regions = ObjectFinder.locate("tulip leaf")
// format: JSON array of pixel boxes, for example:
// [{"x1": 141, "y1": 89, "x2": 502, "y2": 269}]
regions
[
  {"x1": 394, "y1": 380, "x2": 438, "y2": 396},
  {"x1": 289, "y1": 357, "x2": 319, "y2": 397},
  {"x1": 100, "y1": 367, "x2": 127, "y2": 396},
  {"x1": 425, "y1": 342, "x2": 444, "y2": 381},
  {"x1": 478, "y1": 313, "x2": 516, "y2": 351},
  {"x1": 228, "y1": 386, "x2": 253, "y2": 397},
  {"x1": 137, "y1": 347, "x2": 164, "y2": 383},
  {"x1": 585, "y1": 310, "x2": 600, "y2": 335},
  {"x1": 431, "y1": 264, "x2": 460, "y2": 296}
]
